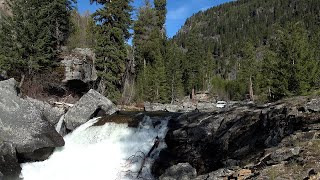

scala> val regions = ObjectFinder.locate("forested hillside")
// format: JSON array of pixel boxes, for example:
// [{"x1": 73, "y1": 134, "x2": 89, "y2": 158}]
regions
[
  {"x1": 0, "y1": 0, "x2": 320, "y2": 104},
  {"x1": 172, "y1": 0, "x2": 320, "y2": 101}
]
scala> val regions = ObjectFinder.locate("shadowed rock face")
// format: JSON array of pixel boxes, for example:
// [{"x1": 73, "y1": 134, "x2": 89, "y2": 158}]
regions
[
  {"x1": 152, "y1": 102, "x2": 309, "y2": 177},
  {"x1": 0, "y1": 79, "x2": 65, "y2": 178}
]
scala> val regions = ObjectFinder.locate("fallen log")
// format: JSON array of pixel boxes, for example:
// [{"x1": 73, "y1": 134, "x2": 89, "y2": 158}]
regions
[
  {"x1": 137, "y1": 136, "x2": 160, "y2": 178},
  {"x1": 53, "y1": 102, "x2": 74, "y2": 107}
]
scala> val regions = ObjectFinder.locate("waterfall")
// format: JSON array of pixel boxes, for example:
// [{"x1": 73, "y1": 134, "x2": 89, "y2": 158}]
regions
[
  {"x1": 55, "y1": 114, "x2": 65, "y2": 134},
  {"x1": 20, "y1": 115, "x2": 169, "y2": 180}
]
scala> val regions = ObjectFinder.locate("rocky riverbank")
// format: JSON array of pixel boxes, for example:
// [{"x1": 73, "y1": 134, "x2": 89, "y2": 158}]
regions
[
  {"x1": 0, "y1": 78, "x2": 118, "y2": 179},
  {"x1": 1, "y1": 77, "x2": 320, "y2": 179},
  {"x1": 152, "y1": 96, "x2": 320, "y2": 179}
]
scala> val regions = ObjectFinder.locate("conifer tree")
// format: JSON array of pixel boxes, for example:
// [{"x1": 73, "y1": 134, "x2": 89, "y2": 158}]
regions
[
  {"x1": 268, "y1": 22, "x2": 316, "y2": 99},
  {"x1": 238, "y1": 42, "x2": 258, "y2": 101},
  {"x1": 0, "y1": 0, "x2": 74, "y2": 77},
  {"x1": 92, "y1": 0, "x2": 132, "y2": 101},
  {"x1": 165, "y1": 42, "x2": 184, "y2": 103},
  {"x1": 134, "y1": 1, "x2": 156, "y2": 101},
  {"x1": 134, "y1": 0, "x2": 169, "y2": 103}
]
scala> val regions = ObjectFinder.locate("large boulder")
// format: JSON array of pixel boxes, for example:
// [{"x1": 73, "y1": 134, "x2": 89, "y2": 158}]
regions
[
  {"x1": 0, "y1": 79, "x2": 65, "y2": 177},
  {"x1": 159, "y1": 163, "x2": 197, "y2": 180},
  {"x1": 61, "y1": 48, "x2": 97, "y2": 83},
  {"x1": 26, "y1": 97, "x2": 65, "y2": 125},
  {"x1": 64, "y1": 89, "x2": 118, "y2": 130}
]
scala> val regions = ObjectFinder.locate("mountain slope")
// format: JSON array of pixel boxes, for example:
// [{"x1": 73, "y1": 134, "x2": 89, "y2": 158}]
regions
[
  {"x1": 172, "y1": 0, "x2": 320, "y2": 100},
  {"x1": 175, "y1": 0, "x2": 320, "y2": 54}
]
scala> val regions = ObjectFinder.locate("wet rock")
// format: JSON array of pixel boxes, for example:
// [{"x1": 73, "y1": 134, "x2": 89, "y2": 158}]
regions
[
  {"x1": 159, "y1": 163, "x2": 197, "y2": 180},
  {"x1": 0, "y1": 79, "x2": 64, "y2": 177},
  {"x1": 64, "y1": 89, "x2": 118, "y2": 130}
]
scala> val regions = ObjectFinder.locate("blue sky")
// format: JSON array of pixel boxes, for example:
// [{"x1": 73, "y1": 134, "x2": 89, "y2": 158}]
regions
[{"x1": 77, "y1": 0, "x2": 233, "y2": 38}]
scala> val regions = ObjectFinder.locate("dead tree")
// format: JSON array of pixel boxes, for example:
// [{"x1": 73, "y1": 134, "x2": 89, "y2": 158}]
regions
[{"x1": 136, "y1": 137, "x2": 160, "y2": 178}]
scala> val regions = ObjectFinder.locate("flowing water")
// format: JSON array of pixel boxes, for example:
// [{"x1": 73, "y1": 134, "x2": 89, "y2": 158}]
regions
[{"x1": 20, "y1": 115, "x2": 169, "y2": 180}]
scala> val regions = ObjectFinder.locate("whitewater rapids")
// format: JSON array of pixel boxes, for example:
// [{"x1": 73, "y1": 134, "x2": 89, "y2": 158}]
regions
[{"x1": 20, "y1": 115, "x2": 169, "y2": 180}]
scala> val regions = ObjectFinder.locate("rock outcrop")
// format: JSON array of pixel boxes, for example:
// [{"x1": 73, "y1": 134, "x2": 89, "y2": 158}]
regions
[
  {"x1": 153, "y1": 97, "x2": 320, "y2": 179},
  {"x1": 61, "y1": 48, "x2": 97, "y2": 83},
  {"x1": 0, "y1": 79, "x2": 65, "y2": 178},
  {"x1": 64, "y1": 89, "x2": 118, "y2": 130}
]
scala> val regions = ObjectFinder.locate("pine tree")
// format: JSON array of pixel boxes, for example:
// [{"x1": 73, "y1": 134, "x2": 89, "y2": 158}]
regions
[
  {"x1": 92, "y1": 0, "x2": 132, "y2": 102},
  {"x1": 133, "y1": 1, "x2": 156, "y2": 101},
  {"x1": 238, "y1": 42, "x2": 259, "y2": 101},
  {"x1": 0, "y1": 0, "x2": 74, "y2": 76},
  {"x1": 165, "y1": 42, "x2": 184, "y2": 103},
  {"x1": 133, "y1": 0, "x2": 169, "y2": 103},
  {"x1": 268, "y1": 22, "x2": 316, "y2": 98}
]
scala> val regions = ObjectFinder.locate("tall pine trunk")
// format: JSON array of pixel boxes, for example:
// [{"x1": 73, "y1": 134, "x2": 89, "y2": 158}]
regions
[{"x1": 249, "y1": 75, "x2": 254, "y2": 102}]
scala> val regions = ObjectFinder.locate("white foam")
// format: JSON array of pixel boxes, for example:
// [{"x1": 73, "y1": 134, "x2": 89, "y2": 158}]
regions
[{"x1": 20, "y1": 116, "x2": 169, "y2": 180}]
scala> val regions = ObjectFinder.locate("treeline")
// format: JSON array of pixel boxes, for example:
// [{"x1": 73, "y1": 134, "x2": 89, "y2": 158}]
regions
[
  {"x1": 0, "y1": 0, "x2": 74, "y2": 76},
  {"x1": 172, "y1": 0, "x2": 320, "y2": 102},
  {"x1": 1, "y1": 0, "x2": 320, "y2": 104},
  {"x1": 132, "y1": 0, "x2": 320, "y2": 103}
]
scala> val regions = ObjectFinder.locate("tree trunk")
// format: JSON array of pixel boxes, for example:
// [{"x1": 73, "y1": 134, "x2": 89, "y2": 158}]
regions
[
  {"x1": 97, "y1": 78, "x2": 106, "y2": 95},
  {"x1": 18, "y1": 74, "x2": 25, "y2": 89},
  {"x1": 137, "y1": 137, "x2": 160, "y2": 178},
  {"x1": 171, "y1": 75, "x2": 175, "y2": 104},
  {"x1": 249, "y1": 76, "x2": 254, "y2": 102},
  {"x1": 191, "y1": 87, "x2": 195, "y2": 103}
]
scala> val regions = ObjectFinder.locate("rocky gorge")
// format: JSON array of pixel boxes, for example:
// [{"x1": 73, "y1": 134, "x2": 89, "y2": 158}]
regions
[
  {"x1": 1, "y1": 72, "x2": 320, "y2": 179},
  {"x1": 153, "y1": 97, "x2": 320, "y2": 179}
]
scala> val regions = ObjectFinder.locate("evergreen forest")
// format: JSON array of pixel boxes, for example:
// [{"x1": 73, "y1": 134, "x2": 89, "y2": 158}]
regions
[{"x1": 0, "y1": 0, "x2": 319, "y2": 103}]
